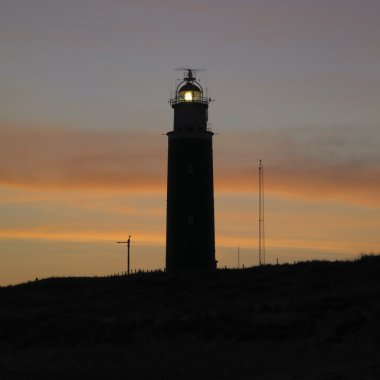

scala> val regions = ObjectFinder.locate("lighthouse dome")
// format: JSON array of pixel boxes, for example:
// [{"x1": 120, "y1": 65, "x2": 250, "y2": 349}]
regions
[{"x1": 178, "y1": 82, "x2": 202, "y2": 102}]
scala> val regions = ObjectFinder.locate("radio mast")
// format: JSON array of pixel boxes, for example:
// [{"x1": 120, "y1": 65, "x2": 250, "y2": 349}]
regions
[{"x1": 259, "y1": 160, "x2": 265, "y2": 265}]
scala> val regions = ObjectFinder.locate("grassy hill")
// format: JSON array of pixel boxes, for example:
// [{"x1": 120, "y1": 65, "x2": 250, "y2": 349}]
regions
[{"x1": 1, "y1": 255, "x2": 380, "y2": 379}]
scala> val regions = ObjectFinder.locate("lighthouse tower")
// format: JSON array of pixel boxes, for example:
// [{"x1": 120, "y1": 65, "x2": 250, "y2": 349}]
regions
[{"x1": 166, "y1": 69, "x2": 216, "y2": 273}]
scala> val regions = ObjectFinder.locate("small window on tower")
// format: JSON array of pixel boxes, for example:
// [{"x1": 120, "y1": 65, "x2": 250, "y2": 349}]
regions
[
  {"x1": 187, "y1": 216, "x2": 194, "y2": 224},
  {"x1": 187, "y1": 164, "x2": 194, "y2": 174}
]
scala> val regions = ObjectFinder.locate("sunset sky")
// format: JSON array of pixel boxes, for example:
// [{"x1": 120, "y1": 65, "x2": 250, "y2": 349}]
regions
[{"x1": 1, "y1": 0, "x2": 380, "y2": 285}]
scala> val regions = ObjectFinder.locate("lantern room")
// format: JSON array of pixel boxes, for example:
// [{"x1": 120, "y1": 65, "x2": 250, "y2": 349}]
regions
[
  {"x1": 178, "y1": 82, "x2": 202, "y2": 102},
  {"x1": 170, "y1": 69, "x2": 209, "y2": 106}
]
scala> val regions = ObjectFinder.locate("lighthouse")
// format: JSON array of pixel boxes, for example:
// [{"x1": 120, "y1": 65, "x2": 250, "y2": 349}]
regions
[{"x1": 166, "y1": 69, "x2": 216, "y2": 272}]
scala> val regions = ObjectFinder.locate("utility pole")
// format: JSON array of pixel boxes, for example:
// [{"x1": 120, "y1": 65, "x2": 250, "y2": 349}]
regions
[
  {"x1": 259, "y1": 160, "x2": 265, "y2": 265},
  {"x1": 116, "y1": 235, "x2": 131, "y2": 275},
  {"x1": 238, "y1": 246, "x2": 240, "y2": 269}
]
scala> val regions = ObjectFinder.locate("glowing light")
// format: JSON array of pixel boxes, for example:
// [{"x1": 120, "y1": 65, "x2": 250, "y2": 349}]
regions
[{"x1": 184, "y1": 91, "x2": 193, "y2": 101}]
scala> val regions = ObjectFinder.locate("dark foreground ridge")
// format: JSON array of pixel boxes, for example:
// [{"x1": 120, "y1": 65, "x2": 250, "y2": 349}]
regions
[{"x1": 1, "y1": 256, "x2": 380, "y2": 379}]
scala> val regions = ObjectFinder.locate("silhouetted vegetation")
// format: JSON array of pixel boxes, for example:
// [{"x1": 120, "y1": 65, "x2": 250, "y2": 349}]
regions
[{"x1": 1, "y1": 256, "x2": 379, "y2": 379}]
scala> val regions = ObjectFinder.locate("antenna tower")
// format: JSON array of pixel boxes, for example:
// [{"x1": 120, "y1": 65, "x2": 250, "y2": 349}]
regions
[{"x1": 259, "y1": 160, "x2": 265, "y2": 265}]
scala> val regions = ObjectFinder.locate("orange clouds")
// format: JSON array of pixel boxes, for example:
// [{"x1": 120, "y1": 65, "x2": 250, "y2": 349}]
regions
[
  {"x1": 214, "y1": 125, "x2": 380, "y2": 205},
  {"x1": 1, "y1": 124, "x2": 379, "y2": 205},
  {"x1": 0, "y1": 228, "x2": 164, "y2": 245},
  {"x1": 0, "y1": 125, "x2": 166, "y2": 191}
]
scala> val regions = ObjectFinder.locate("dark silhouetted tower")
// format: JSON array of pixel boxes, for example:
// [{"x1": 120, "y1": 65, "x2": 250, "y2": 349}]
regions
[{"x1": 166, "y1": 69, "x2": 216, "y2": 272}]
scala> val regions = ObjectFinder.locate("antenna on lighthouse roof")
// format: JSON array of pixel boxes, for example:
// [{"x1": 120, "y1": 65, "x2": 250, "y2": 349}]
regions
[{"x1": 174, "y1": 68, "x2": 206, "y2": 81}]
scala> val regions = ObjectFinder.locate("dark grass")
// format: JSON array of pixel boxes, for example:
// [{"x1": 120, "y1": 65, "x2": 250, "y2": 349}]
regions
[{"x1": 1, "y1": 255, "x2": 380, "y2": 379}]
